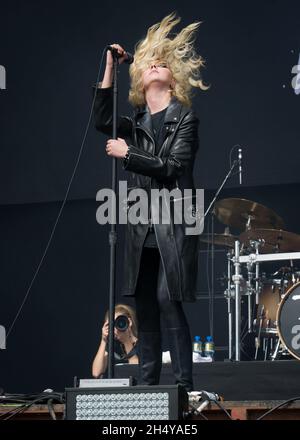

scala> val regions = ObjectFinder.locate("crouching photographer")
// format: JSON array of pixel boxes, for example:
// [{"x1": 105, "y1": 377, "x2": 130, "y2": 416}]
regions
[{"x1": 92, "y1": 304, "x2": 139, "y2": 378}]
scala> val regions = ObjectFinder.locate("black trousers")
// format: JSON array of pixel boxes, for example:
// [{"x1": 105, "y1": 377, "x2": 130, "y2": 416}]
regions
[
  {"x1": 134, "y1": 245, "x2": 193, "y2": 391},
  {"x1": 135, "y1": 247, "x2": 189, "y2": 331}
]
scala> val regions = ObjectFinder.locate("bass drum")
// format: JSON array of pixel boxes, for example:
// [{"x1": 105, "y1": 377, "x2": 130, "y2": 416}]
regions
[
  {"x1": 277, "y1": 281, "x2": 300, "y2": 361},
  {"x1": 255, "y1": 278, "x2": 292, "y2": 334}
]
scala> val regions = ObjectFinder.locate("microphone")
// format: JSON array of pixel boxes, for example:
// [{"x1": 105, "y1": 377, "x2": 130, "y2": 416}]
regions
[
  {"x1": 238, "y1": 148, "x2": 242, "y2": 185},
  {"x1": 196, "y1": 398, "x2": 210, "y2": 413},
  {"x1": 106, "y1": 45, "x2": 134, "y2": 64},
  {"x1": 196, "y1": 391, "x2": 220, "y2": 413}
]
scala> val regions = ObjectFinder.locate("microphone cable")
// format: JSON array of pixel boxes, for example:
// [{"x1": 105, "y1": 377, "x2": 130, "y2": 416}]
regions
[
  {"x1": 256, "y1": 396, "x2": 300, "y2": 420},
  {"x1": 188, "y1": 391, "x2": 233, "y2": 420},
  {"x1": 6, "y1": 47, "x2": 107, "y2": 339}
]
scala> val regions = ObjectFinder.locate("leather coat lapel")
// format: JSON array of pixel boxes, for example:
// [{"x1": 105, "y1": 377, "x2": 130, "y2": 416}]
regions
[
  {"x1": 134, "y1": 96, "x2": 183, "y2": 147},
  {"x1": 164, "y1": 96, "x2": 183, "y2": 124},
  {"x1": 138, "y1": 106, "x2": 153, "y2": 138}
]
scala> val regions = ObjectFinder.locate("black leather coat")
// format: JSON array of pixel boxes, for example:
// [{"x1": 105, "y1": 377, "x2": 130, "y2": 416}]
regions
[{"x1": 94, "y1": 86, "x2": 200, "y2": 302}]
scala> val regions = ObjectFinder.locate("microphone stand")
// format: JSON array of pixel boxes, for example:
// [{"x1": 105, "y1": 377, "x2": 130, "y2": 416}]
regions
[
  {"x1": 204, "y1": 160, "x2": 239, "y2": 219},
  {"x1": 203, "y1": 158, "x2": 240, "y2": 359},
  {"x1": 107, "y1": 50, "x2": 120, "y2": 379}
]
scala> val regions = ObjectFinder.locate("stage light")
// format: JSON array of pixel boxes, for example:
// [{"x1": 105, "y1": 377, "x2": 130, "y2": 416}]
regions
[{"x1": 65, "y1": 385, "x2": 188, "y2": 420}]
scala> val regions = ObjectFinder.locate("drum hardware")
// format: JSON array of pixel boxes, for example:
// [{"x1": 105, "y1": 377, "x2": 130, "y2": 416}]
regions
[
  {"x1": 254, "y1": 275, "x2": 300, "y2": 361},
  {"x1": 274, "y1": 282, "x2": 300, "y2": 361},
  {"x1": 214, "y1": 198, "x2": 285, "y2": 231},
  {"x1": 199, "y1": 231, "x2": 238, "y2": 248},
  {"x1": 239, "y1": 251, "x2": 300, "y2": 264},
  {"x1": 272, "y1": 264, "x2": 300, "y2": 286},
  {"x1": 254, "y1": 275, "x2": 295, "y2": 360},
  {"x1": 224, "y1": 286, "x2": 236, "y2": 300},
  {"x1": 252, "y1": 268, "x2": 297, "y2": 360},
  {"x1": 245, "y1": 215, "x2": 253, "y2": 230},
  {"x1": 256, "y1": 331, "x2": 279, "y2": 361},
  {"x1": 271, "y1": 338, "x2": 284, "y2": 361},
  {"x1": 263, "y1": 323, "x2": 278, "y2": 360},
  {"x1": 232, "y1": 240, "x2": 243, "y2": 361},
  {"x1": 246, "y1": 264, "x2": 256, "y2": 334},
  {"x1": 225, "y1": 249, "x2": 234, "y2": 360},
  {"x1": 263, "y1": 336, "x2": 268, "y2": 361},
  {"x1": 224, "y1": 243, "x2": 247, "y2": 361},
  {"x1": 245, "y1": 239, "x2": 265, "y2": 334},
  {"x1": 255, "y1": 305, "x2": 265, "y2": 360},
  {"x1": 247, "y1": 240, "x2": 264, "y2": 305},
  {"x1": 231, "y1": 247, "x2": 300, "y2": 361},
  {"x1": 201, "y1": 157, "x2": 245, "y2": 343},
  {"x1": 239, "y1": 229, "x2": 300, "y2": 254},
  {"x1": 211, "y1": 197, "x2": 300, "y2": 361},
  {"x1": 270, "y1": 338, "x2": 274, "y2": 352},
  {"x1": 197, "y1": 168, "x2": 245, "y2": 356}
]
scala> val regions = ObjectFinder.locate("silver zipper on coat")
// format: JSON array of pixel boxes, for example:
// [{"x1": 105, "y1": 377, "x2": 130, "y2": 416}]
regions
[
  {"x1": 152, "y1": 187, "x2": 182, "y2": 300},
  {"x1": 135, "y1": 121, "x2": 184, "y2": 300},
  {"x1": 135, "y1": 125, "x2": 155, "y2": 231},
  {"x1": 130, "y1": 151, "x2": 154, "y2": 161},
  {"x1": 166, "y1": 183, "x2": 183, "y2": 299}
]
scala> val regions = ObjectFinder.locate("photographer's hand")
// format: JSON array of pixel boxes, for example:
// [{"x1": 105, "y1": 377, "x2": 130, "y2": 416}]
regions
[
  {"x1": 92, "y1": 321, "x2": 110, "y2": 378},
  {"x1": 101, "y1": 320, "x2": 109, "y2": 343}
]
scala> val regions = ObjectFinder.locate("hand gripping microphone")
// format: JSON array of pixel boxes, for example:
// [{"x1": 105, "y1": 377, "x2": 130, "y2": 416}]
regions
[{"x1": 106, "y1": 45, "x2": 134, "y2": 64}]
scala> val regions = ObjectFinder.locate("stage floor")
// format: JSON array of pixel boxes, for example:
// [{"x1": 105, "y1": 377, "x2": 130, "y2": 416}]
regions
[
  {"x1": 115, "y1": 360, "x2": 300, "y2": 401},
  {"x1": 2, "y1": 400, "x2": 300, "y2": 420}
]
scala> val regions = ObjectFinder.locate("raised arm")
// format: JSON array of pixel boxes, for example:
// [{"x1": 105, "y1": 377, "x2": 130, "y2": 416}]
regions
[{"x1": 94, "y1": 44, "x2": 132, "y2": 138}]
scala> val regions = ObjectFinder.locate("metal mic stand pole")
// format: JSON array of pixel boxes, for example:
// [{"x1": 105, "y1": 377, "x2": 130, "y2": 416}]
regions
[
  {"x1": 204, "y1": 159, "x2": 239, "y2": 358},
  {"x1": 107, "y1": 51, "x2": 119, "y2": 379},
  {"x1": 204, "y1": 161, "x2": 239, "y2": 219},
  {"x1": 210, "y1": 212, "x2": 214, "y2": 339}
]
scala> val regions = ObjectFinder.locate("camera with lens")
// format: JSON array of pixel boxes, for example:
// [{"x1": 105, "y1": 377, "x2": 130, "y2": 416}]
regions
[{"x1": 115, "y1": 315, "x2": 129, "y2": 332}]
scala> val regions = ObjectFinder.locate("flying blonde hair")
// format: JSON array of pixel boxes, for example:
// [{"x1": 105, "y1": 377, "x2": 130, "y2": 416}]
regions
[{"x1": 129, "y1": 12, "x2": 209, "y2": 108}]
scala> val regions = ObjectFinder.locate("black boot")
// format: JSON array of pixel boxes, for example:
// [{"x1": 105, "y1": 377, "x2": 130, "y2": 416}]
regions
[
  {"x1": 138, "y1": 331, "x2": 162, "y2": 385},
  {"x1": 166, "y1": 327, "x2": 194, "y2": 392}
]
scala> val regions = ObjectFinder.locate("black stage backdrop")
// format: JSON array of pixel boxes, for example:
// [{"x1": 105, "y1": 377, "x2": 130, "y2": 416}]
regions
[
  {"x1": 1, "y1": 183, "x2": 300, "y2": 393},
  {"x1": 0, "y1": 0, "x2": 300, "y2": 204},
  {"x1": 0, "y1": 0, "x2": 300, "y2": 392}
]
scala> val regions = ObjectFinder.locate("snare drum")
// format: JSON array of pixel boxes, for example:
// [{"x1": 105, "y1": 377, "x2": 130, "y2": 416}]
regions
[{"x1": 277, "y1": 282, "x2": 300, "y2": 361}]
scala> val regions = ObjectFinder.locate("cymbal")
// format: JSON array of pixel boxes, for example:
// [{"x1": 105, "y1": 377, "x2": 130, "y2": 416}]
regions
[
  {"x1": 214, "y1": 198, "x2": 285, "y2": 230},
  {"x1": 239, "y1": 229, "x2": 300, "y2": 253},
  {"x1": 199, "y1": 233, "x2": 238, "y2": 248}
]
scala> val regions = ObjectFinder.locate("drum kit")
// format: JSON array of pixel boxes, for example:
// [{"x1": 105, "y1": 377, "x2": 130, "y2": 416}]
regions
[{"x1": 200, "y1": 198, "x2": 300, "y2": 362}]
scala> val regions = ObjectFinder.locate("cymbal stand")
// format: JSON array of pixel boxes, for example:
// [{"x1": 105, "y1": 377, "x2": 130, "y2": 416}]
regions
[
  {"x1": 233, "y1": 240, "x2": 243, "y2": 361},
  {"x1": 245, "y1": 215, "x2": 254, "y2": 231},
  {"x1": 255, "y1": 305, "x2": 264, "y2": 360},
  {"x1": 246, "y1": 260, "x2": 255, "y2": 334},
  {"x1": 242, "y1": 238, "x2": 263, "y2": 337},
  {"x1": 270, "y1": 337, "x2": 274, "y2": 355},
  {"x1": 271, "y1": 338, "x2": 281, "y2": 361},
  {"x1": 225, "y1": 249, "x2": 234, "y2": 359},
  {"x1": 263, "y1": 320, "x2": 271, "y2": 361},
  {"x1": 204, "y1": 157, "x2": 240, "y2": 344},
  {"x1": 246, "y1": 239, "x2": 264, "y2": 335},
  {"x1": 262, "y1": 337, "x2": 266, "y2": 351},
  {"x1": 254, "y1": 240, "x2": 264, "y2": 305}
]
